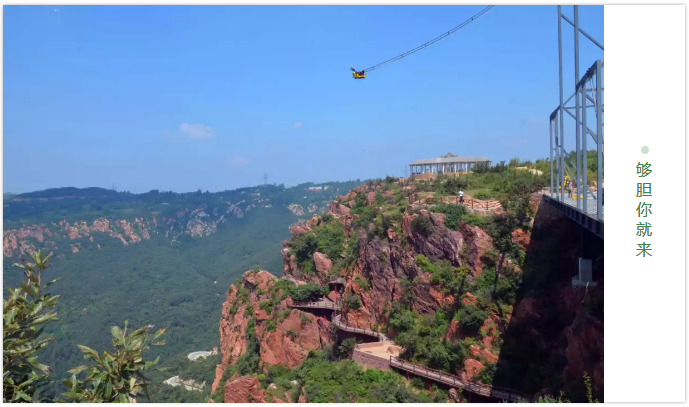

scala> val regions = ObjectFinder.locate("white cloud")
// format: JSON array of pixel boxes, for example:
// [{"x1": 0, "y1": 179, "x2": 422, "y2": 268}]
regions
[
  {"x1": 229, "y1": 155, "x2": 250, "y2": 167},
  {"x1": 293, "y1": 122, "x2": 303, "y2": 129},
  {"x1": 179, "y1": 123, "x2": 215, "y2": 140}
]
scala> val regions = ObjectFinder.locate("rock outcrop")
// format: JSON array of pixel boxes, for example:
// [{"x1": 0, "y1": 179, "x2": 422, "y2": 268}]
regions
[
  {"x1": 212, "y1": 180, "x2": 603, "y2": 402},
  {"x1": 312, "y1": 252, "x2": 332, "y2": 275},
  {"x1": 223, "y1": 376, "x2": 266, "y2": 403},
  {"x1": 213, "y1": 270, "x2": 333, "y2": 396},
  {"x1": 3, "y1": 200, "x2": 269, "y2": 258},
  {"x1": 458, "y1": 223, "x2": 494, "y2": 277}
]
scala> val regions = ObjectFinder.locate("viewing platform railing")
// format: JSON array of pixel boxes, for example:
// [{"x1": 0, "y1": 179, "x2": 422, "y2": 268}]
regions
[{"x1": 389, "y1": 357, "x2": 529, "y2": 403}]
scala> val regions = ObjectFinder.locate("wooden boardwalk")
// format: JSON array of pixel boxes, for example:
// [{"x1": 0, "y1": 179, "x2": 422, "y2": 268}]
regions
[
  {"x1": 287, "y1": 299, "x2": 340, "y2": 311},
  {"x1": 287, "y1": 300, "x2": 387, "y2": 340},
  {"x1": 332, "y1": 311, "x2": 389, "y2": 341},
  {"x1": 390, "y1": 357, "x2": 529, "y2": 402},
  {"x1": 289, "y1": 299, "x2": 530, "y2": 402}
]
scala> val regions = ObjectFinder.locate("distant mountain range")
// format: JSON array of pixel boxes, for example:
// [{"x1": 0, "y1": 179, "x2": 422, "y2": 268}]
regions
[{"x1": 2, "y1": 180, "x2": 365, "y2": 398}]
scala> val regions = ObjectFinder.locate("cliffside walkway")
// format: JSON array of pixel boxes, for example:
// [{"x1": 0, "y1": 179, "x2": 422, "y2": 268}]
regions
[
  {"x1": 289, "y1": 299, "x2": 529, "y2": 402},
  {"x1": 389, "y1": 357, "x2": 529, "y2": 403},
  {"x1": 328, "y1": 277, "x2": 345, "y2": 285},
  {"x1": 287, "y1": 300, "x2": 387, "y2": 340},
  {"x1": 287, "y1": 299, "x2": 340, "y2": 311},
  {"x1": 332, "y1": 311, "x2": 389, "y2": 341}
]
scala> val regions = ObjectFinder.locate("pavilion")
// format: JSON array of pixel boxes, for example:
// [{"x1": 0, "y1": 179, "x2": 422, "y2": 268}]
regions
[{"x1": 409, "y1": 153, "x2": 491, "y2": 175}]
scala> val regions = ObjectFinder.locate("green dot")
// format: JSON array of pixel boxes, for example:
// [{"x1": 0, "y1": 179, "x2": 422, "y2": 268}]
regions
[{"x1": 641, "y1": 146, "x2": 649, "y2": 154}]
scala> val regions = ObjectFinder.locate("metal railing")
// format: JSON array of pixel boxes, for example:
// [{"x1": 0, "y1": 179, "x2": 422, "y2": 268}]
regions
[
  {"x1": 289, "y1": 299, "x2": 529, "y2": 402},
  {"x1": 328, "y1": 277, "x2": 345, "y2": 285},
  {"x1": 287, "y1": 299, "x2": 340, "y2": 310},
  {"x1": 287, "y1": 299, "x2": 387, "y2": 340},
  {"x1": 332, "y1": 311, "x2": 389, "y2": 341},
  {"x1": 389, "y1": 357, "x2": 528, "y2": 403}
]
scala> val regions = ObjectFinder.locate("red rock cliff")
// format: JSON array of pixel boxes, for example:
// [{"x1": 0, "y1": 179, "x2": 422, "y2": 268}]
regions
[{"x1": 212, "y1": 270, "x2": 333, "y2": 396}]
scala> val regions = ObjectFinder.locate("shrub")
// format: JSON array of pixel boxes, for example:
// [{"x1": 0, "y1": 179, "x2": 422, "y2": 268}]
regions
[
  {"x1": 428, "y1": 342, "x2": 458, "y2": 371},
  {"x1": 429, "y1": 204, "x2": 466, "y2": 230},
  {"x1": 492, "y1": 270, "x2": 521, "y2": 304},
  {"x1": 337, "y1": 338, "x2": 357, "y2": 358},
  {"x1": 475, "y1": 190, "x2": 492, "y2": 200},
  {"x1": 476, "y1": 363, "x2": 496, "y2": 384},
  {"x1": 454, "y1": 304, "x2": 488, "y2": 336},
  {"x1": 411, "y1": 377, "x2": 425, "y2": 389},
  {"x1": 414, "y1": 254, "x2": 437, "y2": 274},
  {"x1": 259, "y1": 299, "x2": 274, "y2": 314},
  {"x1": 374, "y1": 192, "x2": 387, "y2": 206},
  {"x1": 286, "y1": 330, "x2": 298, "y2": 340},
  {"x1": 300, "y1": 313, "x2": 312, "y2": 326},
  {"x1": 3, "y1": 251, "x2": 59, "y2": 402},
  {"x1": 352, "y1": 206, "x2": 377, "y2": 229},
  {"x1": 61, "y1": 321, "x2": 166, "y2": 402},
  {"x1": 414, "y1": 255, "x2": 468, "y2": 296},
  {"x1": 372, "y1": 214, "x2": 392, "y2": 239},
  {"x1": 291, "y1": 284, "x2": 327, "y2": 302},
  {"x1": 236, "y1": 285, "x2": 250, "y2": 304},
  {"x1": 354, "y1": 276, "x2": 370, "y2": 292},
  {"x1": 411, "y1": 215, "x2": 432, "y2": 237},
  {"x1": 277, "y1": 308, "x2": 293, "y2": 322},
  {"x1": 344, "y1": 294, "x2": 361, "y2": 310},
  {"x1": 378, "y1": 250, "x2": 388, "y2": 264},
  {"x1": 291, "y1": 232, "x2": 318, "y2": 263},
  {"x1": 315, "y1": 222, "x2": 346, "y2": 261},
  {"x1": 461, "y1": 212, "x2": 487, "y2": 228}
]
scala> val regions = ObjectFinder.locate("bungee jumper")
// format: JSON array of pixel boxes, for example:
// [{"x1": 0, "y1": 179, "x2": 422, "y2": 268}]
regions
[
  {"x1": 350, "y1": 5, "x2": 494, "y2": 79},
  {"x1": 350, "y1": 65, "x2": 366, "y2": 79}
]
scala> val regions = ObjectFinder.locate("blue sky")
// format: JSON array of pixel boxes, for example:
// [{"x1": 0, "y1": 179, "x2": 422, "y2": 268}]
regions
[{"x1": 3, "y1": 5, "x2": 603, "y2": 194}]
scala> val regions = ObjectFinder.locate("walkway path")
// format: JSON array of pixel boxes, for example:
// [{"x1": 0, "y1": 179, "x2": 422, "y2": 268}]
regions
[
  {"x1": 390, "y1": 357, "x2": 528, "y2": 402},
  {"x1": 164, "y1": 376, "x2": 205, "y2": 391},
  {"x1": 552, "y1": 191, "x2": 603, "y2": 220},
  {"x1": 287, "y1": 299, "x2": 340, "y2": 311},
  {"x1": 288, "y1": 299, "x2": 528, "y2": 402},
  {"x1": 287, "y1": 300, "x2": 386, "y2": 340},
  {"x1": 332, "y1": 311, "x2": 389, "y2": 341},
  {"x1": 187, "y1": 351, "x2": 213, "y2": 361}
]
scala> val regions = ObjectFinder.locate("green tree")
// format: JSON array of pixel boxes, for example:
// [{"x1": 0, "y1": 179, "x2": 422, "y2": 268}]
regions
[
  {"x1": 410, "y1": 215, "x2": 432, "y2": 237},
  {"x1": 291, "y1": 284, "x2": 327, "y2": 302},
  {"x1": 61, "y1": 321, "x2": 167, "y2": 403},
  {"x1": 454, "y1": 304, "x2": 487, "y2": 336},
  {"x1": 337, "y1": 338, "x2": 357, "y2": 359},
  {"x1": 488, "y1": 190, "x2": 534, "y2": 282},
  {"x1": 3, "y1": 251, "x2": 59, "y2": 403},
  {"x1": 343, "y1": 294, "x2": 361, "y2": 310}
]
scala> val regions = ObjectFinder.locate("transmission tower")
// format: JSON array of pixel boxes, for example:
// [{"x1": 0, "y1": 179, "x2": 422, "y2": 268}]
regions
[{"x1": 263, "y1": 173, "x2": 268, "y2": 185}]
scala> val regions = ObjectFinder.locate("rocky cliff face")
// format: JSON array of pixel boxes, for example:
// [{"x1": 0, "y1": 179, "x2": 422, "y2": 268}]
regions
[
  {"x1": 212, "y1": 270, "x2": 333, "y2": 396},
  {"x1": 214, "y1": 180, "x2": 508, "y2": 395},
  {"x1": 279, "y1": 184, "x2": 498, "y2": 342},
  {"x1": 212, "y1": 180, "x2": 603, "y2": 401},
  {"x1": 494, "y1": 200, "x2": 604, "y2": 400},
  {"x1": 3, "y1": 200, "x2": 332, "y2": 258}
]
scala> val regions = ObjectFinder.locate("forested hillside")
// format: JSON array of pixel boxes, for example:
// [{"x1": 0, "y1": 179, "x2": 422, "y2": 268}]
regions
[
  {"x1": 2, "y1": 180, "x2": 364, "y2": 397},
  {"x1": 209, "y1": 171, "x2": 603, "y2": 403}
]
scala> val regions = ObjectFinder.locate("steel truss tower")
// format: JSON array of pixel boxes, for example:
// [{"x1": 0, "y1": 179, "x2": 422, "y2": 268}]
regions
[{"x1": 550, "y1": 5, "x2": 604, "y2": 223}]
